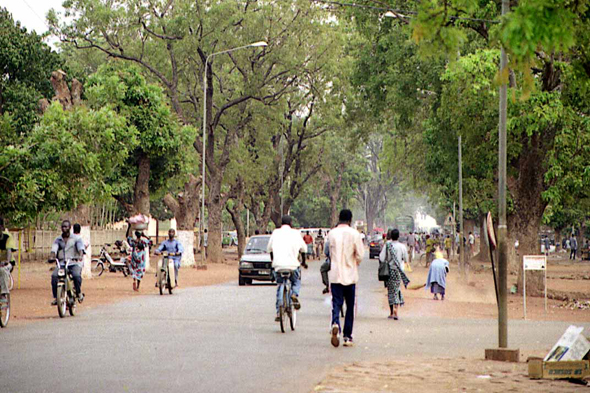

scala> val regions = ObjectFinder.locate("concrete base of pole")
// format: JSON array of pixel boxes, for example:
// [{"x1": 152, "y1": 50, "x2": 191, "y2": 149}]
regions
[{"x1": 485, "y1": 348, "x2": 520, "y2": 362}]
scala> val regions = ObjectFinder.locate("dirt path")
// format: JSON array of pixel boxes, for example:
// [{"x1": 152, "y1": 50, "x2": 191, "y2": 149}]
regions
[
  {"x1": 314, "y1": 252, "x2": 590, "y2": 392},
  {"x1": 7, "y1": 253, "x2": 238, "y2": 326},
  {"x1": 313, "y1": 357, "x2": 589, "y2": 392}
]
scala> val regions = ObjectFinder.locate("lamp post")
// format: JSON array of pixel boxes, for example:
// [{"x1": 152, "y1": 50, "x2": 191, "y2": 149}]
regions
[{"x1": 200, "y1": 41, "x2": 267, "y2": 267}]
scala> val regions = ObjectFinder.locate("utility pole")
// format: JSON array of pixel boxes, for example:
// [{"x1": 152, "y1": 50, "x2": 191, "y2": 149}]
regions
[
  {"x1": 497, "y1": 0, "x2": 510, "y2": 349},
  {"x1": 451, "y1": 201, "x2": 457, "y2": 255},
  {"x1": 458, "y1": 135, "x2": 464, "y2": 276}
]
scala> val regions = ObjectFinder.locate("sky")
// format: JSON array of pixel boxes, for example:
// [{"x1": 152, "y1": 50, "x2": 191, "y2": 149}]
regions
[{"x1": 1, "y1": 0, "x2": 64, "y2": 35}]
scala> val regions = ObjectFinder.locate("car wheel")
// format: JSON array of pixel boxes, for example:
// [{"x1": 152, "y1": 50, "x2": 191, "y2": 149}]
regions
[
  {"x1": 245, "y1": 278, "x2": 252, "y2": 285},
  {"x1": 239, "y1": 273, "x2": 245, "y2": 286}
]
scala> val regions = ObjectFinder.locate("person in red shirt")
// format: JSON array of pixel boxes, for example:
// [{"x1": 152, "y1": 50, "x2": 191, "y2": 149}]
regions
[{"x1": 302, "y1": 231, "x2": 313, "y2": 267}]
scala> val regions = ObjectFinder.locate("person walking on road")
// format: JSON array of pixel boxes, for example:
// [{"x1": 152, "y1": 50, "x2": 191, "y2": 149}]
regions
[
  {"x1": 407, "y1": 231, "x2": 415, "y2": 266},
  {"x1": 128, "y1": 231, "x2": 149, "y2": 291},
  {"x1": 570, "y1": 234, "x2": 578, "y2": 260},
  {"x1": 379, "y1": 229, "x2": 410, "y2": 320},
  {"x1": 444, "y1": 235, "x2": 452, "y2": 260},
  {"x1": 325, "y1": 209, "x2": 364, "y2": 347},
  {"x1": 303, "y1": 231, "x2": 313, "y2": 266},
  {"x1": 267, "y1": 215, "x2": 307, "y2": 322},
  {"x1": 426, "y1": 256, "x2": 450, "y2": 300}
]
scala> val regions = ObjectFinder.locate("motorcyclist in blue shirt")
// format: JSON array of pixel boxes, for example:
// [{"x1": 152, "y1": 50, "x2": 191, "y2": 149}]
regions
[{"x1": 155, "y1": 229, "x2": 184, "y2": 287}]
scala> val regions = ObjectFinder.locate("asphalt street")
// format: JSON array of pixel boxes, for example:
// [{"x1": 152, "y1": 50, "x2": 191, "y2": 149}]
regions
[{"x1": 2, "y1": 253, "x2": 589, "y2": 393}]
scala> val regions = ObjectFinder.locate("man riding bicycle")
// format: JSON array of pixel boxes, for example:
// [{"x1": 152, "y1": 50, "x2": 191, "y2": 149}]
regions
[
  {"x1": 49, "y1": 220, "x2": 86, "y2": 305},
  {"x1": 154, "y1": 229, "x2": 184, "y2": 287},
  {"x1": 0, "y1": 218, "x2": 15, "y2": 301},
  {"x1": 267, "y1": 215, "x2": 307, "y2": 322}
]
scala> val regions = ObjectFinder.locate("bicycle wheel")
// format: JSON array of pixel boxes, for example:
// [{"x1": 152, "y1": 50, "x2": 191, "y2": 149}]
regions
[
  {"x1": 8, "y1": 273, "x2": 14, "y2": 291},
  {"x1": 279, "y1": 286, "x2": 287, "y2": 333},
  {"x1": 0, "y1": 294, "x2": 9, "y2": 328},
  {"x1": 57, "y1": 286, "x2": 66, "y2": 318},
  {"x1": 289, "y1": 298, "x2": 296, "y2": 331}
]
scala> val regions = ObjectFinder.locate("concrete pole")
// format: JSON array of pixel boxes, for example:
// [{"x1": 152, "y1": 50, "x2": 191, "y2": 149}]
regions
[
  {"x1": 458, "y1": 136, "x2": 464, "y2": 275},
  {"x1": 497, "y1": 0, "x2": 510, "y2": 349}
]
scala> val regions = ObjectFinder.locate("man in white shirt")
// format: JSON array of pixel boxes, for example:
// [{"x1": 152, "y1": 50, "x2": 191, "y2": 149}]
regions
[
  {"x1": 267, "y1": 215, "x2": 307, "y2": 322},
  {"x1": 325, "y1": 209, "x2": 364, "y2": 347}
]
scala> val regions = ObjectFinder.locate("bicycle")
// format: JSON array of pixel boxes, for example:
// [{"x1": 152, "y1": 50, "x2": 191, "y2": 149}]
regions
[{"x1": 276, "y1": 269, "x2": 297, "y2": 333}]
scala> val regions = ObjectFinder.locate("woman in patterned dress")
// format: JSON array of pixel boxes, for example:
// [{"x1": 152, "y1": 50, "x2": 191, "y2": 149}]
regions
[
  {"x1": 128, "y1": 231, "x2": 149, "y2": 291},
  {"x1": 382, "y1": 229, "x2": 410, "y2": 320}
]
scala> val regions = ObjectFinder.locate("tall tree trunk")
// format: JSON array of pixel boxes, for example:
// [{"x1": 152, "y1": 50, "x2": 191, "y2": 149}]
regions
[
  {"x1": 227, "y1": 205, "x2": 246, "y2": 259},
  {"x1": 133, "y1": 154, "x2": 151, "y2": 215},
  {"x1": 508, "y1": 136, "x2": 547, "y2": 296},
  {"x1": 476, "y1": 214, "x2": 490, "y2": 261},
  {"x1": 328, "y1": 163, "x2": 345, "y2": 228},
  {"x1": 163, "y1": 174, "x2": 201, "y2": 230}
]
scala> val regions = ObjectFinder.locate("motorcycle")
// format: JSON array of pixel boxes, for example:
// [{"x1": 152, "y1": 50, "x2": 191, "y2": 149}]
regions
[
  {"x1": 91, "y1": 243, "x2": 129, "y2": 277},
  {"x1": 157, "y1": 251, "x2": 178, "y2": 295},
  {"x1": 52, "y1": 259, "x2": 81, "y2": 318}
]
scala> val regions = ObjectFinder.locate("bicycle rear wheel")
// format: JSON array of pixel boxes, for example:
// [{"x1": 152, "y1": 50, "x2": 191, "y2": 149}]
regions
[
  {"x1": 8, "y1": 273, "x2": 14, "y2": 291},
  {"x1": 289, "y1": 303, "x2": 296, "y2": 331},
  {"x1": 279, "y1": 287, "x2": 287, "y2": 333},
  {"x1": 0, "y1": 294, "x2": 9, "y2": 328}
]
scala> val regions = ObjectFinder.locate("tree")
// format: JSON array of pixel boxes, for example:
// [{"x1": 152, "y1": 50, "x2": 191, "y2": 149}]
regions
[
  {"x1": 0, "y1": 8, "x2": 63, "y2": 135},
  {"x1": 85, "y1": 63, "x2": 195, "y2": 216},
  {"x1": 50, "y1": 0, "x2": 344, "y2": 263}
]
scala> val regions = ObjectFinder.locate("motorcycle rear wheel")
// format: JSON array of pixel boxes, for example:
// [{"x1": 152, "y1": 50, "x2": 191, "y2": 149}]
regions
[
  {"x1": 0, "y1": 294, "x2": 10, "y2": 328},
  {"x1": 57, "y1": 286, "x2": 66, "y2": 318}
]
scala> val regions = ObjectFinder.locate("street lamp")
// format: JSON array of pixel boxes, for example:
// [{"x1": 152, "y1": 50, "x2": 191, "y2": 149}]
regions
[{"x1": 200, "y1": 41, "x2": 267, "y2": 266}]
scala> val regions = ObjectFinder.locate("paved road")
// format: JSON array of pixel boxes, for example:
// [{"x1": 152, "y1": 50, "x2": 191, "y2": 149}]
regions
[{"x1": 2, "y1": 254, "x2": 588, "y2": 393}]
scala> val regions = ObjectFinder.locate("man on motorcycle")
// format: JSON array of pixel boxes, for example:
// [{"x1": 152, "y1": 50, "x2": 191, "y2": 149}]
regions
[
  {"x1": 0, "y1": 218, "x2": 15, "y2": 300},
  {"x1": 267, "y1": 215, "x2": 307, "y2": 322},
  {"x1": 154, "y1": 229, "x2": 184, "y2": 287},
  {"x1": 49, "y1": 220, "x2": 86, "y2": 305}
]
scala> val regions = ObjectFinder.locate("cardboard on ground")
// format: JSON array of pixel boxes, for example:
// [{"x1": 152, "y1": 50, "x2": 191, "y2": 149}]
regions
[{"x1": 545, "y1": 325, "x2": 590, "y2": 362}]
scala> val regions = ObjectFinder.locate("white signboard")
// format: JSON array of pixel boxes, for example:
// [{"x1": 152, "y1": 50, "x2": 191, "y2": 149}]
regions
[
  {"x1": 523, "y1": 255, "x2": 547, "y2": 319},
  {"x1": 523, "y1": 255, "x2": 546, "y2": 270}
]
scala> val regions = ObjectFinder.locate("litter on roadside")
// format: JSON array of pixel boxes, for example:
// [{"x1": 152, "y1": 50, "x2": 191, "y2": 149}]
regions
[{"x1": 528, "y1": 325, "x2": 590, "y2": 380}]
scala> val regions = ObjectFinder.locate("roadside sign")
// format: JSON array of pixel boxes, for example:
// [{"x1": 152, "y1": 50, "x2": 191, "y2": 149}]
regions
[
  {"x1": 524, "y1": 255, "x2": 546, "y2": 270},
  {"x1": 523, "y1": 255, "x2": 548, "y2": 319}
]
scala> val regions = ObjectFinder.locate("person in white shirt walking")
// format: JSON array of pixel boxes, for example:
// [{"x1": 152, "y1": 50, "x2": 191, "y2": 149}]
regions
[
  {"x1": 267, "y1": 215, "x2": 307, "y2": 322},
  {"x1": 325, "y1": 209, "x2": 364, "y2": 347}
]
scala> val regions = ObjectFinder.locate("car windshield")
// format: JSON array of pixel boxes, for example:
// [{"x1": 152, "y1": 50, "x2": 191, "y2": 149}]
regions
[{"x1": 244, "y1": 237, "x2": 270, "y2": 254}]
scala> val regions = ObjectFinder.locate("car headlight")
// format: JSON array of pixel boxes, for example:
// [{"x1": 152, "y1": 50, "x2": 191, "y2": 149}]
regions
[{"x1": 240, "y1": 262, "x2": 253, "y2": 268}]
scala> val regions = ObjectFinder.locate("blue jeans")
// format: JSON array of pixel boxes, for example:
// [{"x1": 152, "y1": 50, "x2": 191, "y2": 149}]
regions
[
  {"x1": 275, "y1": 268, "x2": 301, "y2": 312},
  {"x1": 331, "y1": 283, "x2": 356, "y2": 339}
]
